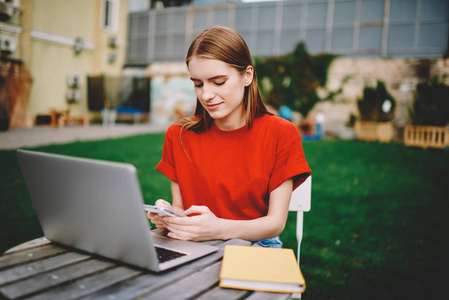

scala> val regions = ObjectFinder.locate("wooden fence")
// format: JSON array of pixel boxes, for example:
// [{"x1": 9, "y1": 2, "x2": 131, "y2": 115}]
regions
[
  {"x1": 404, "y1": 125, "x2": 449, "y2": 149},
  {"x1": 354, "y1": 122, "x2": 393, "y2": 143}
]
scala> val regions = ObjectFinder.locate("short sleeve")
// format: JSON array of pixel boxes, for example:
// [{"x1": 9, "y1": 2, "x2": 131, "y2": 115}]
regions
[
  {"x1": 268, "y1": 120, "x2": 311, "y2": 193},
  {"x1": 155, "y1": 125, "x2": 178, "y2": 182}
]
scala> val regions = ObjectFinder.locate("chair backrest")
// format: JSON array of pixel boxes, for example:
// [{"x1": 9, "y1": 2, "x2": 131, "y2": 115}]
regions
[
  {"x1": 288, "y1": 176, "x2": 312, "y2": 265},
  {"x1": 289, "y1": 176, "x2": 312, "y2": 213}
]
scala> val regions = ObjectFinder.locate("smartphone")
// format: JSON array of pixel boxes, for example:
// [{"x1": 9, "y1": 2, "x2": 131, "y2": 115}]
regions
[{"x1": 143, "y1": 204, "x2": 183, "y2": 217}]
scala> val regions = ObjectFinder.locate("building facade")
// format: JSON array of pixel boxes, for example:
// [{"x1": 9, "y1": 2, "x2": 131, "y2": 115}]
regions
[
  {"x1": 0, "y1": 0, "x2": 129, "y2": 128},
  {"x1": 124, "y1": 0, "x2": 449, "y2": 134}
]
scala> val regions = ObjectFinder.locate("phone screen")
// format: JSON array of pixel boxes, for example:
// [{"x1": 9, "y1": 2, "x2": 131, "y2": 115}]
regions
[{"x1": 143, "y1": 204, "x2": 182, "y2": 217}]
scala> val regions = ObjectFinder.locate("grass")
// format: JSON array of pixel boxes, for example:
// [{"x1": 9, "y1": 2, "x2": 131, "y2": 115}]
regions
[{"x1": 1, "y1": 135, "x2": 448, "y2": 299}]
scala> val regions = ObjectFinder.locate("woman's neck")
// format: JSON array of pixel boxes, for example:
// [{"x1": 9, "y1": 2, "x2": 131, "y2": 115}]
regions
[{"x1": 213, "y1": 110, "x2": 247, "y2": 131}]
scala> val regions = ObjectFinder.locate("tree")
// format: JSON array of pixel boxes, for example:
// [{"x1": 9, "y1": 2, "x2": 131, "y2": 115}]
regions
[{"x1": 255, "y1": 42, "x2": 335, "y2": 118}]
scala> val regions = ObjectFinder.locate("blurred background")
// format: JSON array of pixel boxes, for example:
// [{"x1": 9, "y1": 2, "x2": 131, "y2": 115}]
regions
[
  {"x1": 0, "y1": 1, "x2": 448, "y2": 299},
  {"x1": 0, "y1": 0, "x2": 447, "y2": 139}
]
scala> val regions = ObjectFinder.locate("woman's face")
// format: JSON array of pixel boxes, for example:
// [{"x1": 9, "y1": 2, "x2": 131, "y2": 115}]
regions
[{"x1": 188, "y1": 56, "x2": 253, "y2": 130}]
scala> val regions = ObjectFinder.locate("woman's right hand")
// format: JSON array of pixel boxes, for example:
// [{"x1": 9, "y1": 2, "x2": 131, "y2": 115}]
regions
[{"x1": 147, "y1": 199, "x2": 173, "y2": 230}]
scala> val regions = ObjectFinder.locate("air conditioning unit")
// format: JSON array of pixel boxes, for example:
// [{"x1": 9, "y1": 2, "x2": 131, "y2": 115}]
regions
[
  {"x1": 108, "y1": 36, "x2": 119, "y2": 48},
  {"x1": 66, "y1": 90, "x2": 81, "y2": 104},
  {"x1": 0, "y1": 36, "x2": 16, "y2": 55},
  {"x1": 67, "y1": 74, "x2": 81, "y2": 88}
]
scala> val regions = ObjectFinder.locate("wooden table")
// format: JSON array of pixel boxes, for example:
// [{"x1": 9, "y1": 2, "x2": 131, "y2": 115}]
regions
[
  {"x1": 0, "y1": 236, "x2": 292, "y2": 300},
  {"x1": 50, "y1": 109, "x2": 88, "y2": 127}
]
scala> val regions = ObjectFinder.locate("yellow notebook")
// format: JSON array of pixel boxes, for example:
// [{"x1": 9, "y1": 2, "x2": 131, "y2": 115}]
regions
[{"x1": 219, "y1": 245, "x2": 306, "y2": 293}]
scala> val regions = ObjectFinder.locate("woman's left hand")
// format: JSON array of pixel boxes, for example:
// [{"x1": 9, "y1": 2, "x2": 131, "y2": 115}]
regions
[{"x1": 162, "y1": 205, "x2": 223, "y2": 242}]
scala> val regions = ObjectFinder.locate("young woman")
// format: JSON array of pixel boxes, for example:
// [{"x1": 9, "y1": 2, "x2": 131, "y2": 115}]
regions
[{"x1": 148, "y1": 26, "x2": 311, "y2": 248}]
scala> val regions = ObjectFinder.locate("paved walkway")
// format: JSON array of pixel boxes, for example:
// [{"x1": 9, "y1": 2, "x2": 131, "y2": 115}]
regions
[{"x1": 0, "y1": 124, "x2": 167, "y2": 150}]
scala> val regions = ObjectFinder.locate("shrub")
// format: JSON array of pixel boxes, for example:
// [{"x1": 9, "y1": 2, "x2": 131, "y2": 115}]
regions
[
  {"x1": 409, "y1": 76, "x2": 449, "y2": 126},
  {"x1": 357, "y1": 80, "x2": 396, "y2": 122},
  {"x1": 255, "y1": 43, "x2": 335, "y2": 118}
]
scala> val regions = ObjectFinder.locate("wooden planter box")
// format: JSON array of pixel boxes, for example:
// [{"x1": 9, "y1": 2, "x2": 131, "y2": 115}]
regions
[
  {"x1": 404, "y1": 125, "x2": 449, "y2": 149},
  {"x1": 354, "y1": 121, "x2": 393, "y2": 143}
]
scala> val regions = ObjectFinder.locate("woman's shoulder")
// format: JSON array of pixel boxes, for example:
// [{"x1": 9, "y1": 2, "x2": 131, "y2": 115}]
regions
[
  {"x1": 167, "y1": 122, "x2": 183, "y2": 130},
  {"x1": 163, "y1": 123, "x2": 188, "y2": 143},
  {"x1": 256, "y1": 114, "x2": 298, "y2": 132},
  {"x1": 166, "y1": 123, "x2": 182, "y2": 134}
]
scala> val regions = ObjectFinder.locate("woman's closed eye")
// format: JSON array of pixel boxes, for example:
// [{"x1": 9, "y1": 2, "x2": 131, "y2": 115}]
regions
[{"x1": 193, "y1": 81, "x2": 225, "y2": 88}]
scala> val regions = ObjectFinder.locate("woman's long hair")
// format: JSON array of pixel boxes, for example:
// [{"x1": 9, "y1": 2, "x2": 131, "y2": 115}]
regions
[{"x1": 175, "y1": 26, "x2": 271, "y2": 133}]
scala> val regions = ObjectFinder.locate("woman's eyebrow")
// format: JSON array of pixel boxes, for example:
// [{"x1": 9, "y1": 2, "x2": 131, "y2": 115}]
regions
[
  {"x1": 208, "y1": 75, "x2": 227, "y2": 80},
  {"x1": 190, "y1": 75, "x2": 227, "y2": 81}
]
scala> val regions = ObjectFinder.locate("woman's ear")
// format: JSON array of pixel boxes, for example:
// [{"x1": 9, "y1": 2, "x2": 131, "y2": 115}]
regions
[{"x1": 244, "y1": 66, "x2": 254, "y2": 86}]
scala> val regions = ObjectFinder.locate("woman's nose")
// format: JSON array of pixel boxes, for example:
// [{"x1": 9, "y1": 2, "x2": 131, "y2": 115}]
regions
[{"x1": 201, "y1": 84, "x2": 215, "y2": 101}]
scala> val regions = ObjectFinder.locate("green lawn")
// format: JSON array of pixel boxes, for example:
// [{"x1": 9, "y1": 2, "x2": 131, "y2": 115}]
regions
[{"x1": 1, "y1": 135, "x2": 448, "y2": 299}]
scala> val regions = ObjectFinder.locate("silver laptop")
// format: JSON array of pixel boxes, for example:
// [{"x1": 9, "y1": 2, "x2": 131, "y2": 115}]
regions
[{"x1": 16, "y1": 149, "x2": 218, "y2": 272}]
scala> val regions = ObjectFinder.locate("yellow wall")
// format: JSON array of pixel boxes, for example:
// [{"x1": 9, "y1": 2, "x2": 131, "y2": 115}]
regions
[
  {"x1": 28, "y1": 38, "x2": 93, "y2": 115},
  {"x1": 22, "y1": 0, "x2": 128, "y2": 119},
  {"x1": 94, "y1": 1, "x2": 129, "y2": 75},
  {"x1": 32, "y1": 0, "x2": 96, "y2": 40}
]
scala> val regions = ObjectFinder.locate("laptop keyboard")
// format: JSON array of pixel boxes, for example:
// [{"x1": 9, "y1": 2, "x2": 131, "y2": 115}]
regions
[{"x1": 155, "y1": 246, "x2": 187, "y2": 263}]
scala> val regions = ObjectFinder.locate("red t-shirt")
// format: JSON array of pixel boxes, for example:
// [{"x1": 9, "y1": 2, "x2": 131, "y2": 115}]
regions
[{"x1": 156, "y1": 114, "x2": 311, "y2": 220}]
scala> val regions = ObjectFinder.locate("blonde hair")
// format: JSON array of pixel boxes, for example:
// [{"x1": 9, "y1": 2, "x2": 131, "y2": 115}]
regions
[{"x1": 175, "y1": 26, "x2": 271, "y2": 133}]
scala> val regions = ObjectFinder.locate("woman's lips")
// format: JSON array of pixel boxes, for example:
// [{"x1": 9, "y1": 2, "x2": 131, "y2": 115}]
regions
[{"x1": 206, "y1": 103, "x2": 222, "y2": 111}]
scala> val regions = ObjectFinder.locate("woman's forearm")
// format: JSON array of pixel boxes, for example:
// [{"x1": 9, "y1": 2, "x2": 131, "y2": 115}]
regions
[
  {"x1": 217, "y1": 215, "x2": 286, "y2": 242},
  {"x1": 217, "y1": 179, "x2": 293, "y2": 242},
  {"x1": 164, "y1": 179, "x2": 293, "y2": 242}
]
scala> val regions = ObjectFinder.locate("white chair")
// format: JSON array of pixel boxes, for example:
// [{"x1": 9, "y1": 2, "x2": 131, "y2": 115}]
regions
[{"x1": 288, "y1": 176, "x2": 312, "y2": 299}]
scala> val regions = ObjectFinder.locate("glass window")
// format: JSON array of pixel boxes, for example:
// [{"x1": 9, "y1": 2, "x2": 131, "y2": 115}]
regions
[
  {"x1": 307, "y1": 3, "x2": 328, "y2": 25},
  {"x1": 193, "y1": 10, "x2": 208, "y2": 31},
  {"x1": 280, "y1": 30, "x2": 301, "y2": 54},
  {"x1": 256, "y1": 31, "x2": 274, "y2": 55},
  {"x1": 332, "y1": 27, "x2": 354, "y2": 50},
  {"x1": 214, "y1": 9, "x2": 229, "y2": 27},
  {"x1": 334, "y1": 1, "x2": 356, "y2": 24},
  {"x1": 235, "y1": 7, "x2": 253, "y2": 30},
  {"x1": 390, "y1": 0, "x2": 417, "y2": 21},
  {"x1": 420, "y1": 0, "x2": 448, "y2": 20},
  {"x1": 282, "y1": 3, "x2": 302, "y2": 28},
  {"x1": 419, "y1": 23, "x2": 448, "y2": 48},
  {"x1": 258, "y1": 5, "x2": 276, "y2": 29},
  {"x1": 388, "y1": 24, "x2": 414, "y2": 48},
  {"x1": 359, "y1": 26, "x2": 383, "y2": 49},
  {"x1": 102, "y1": 0, "x2": 120, "y2": 32},
  {"x1": 306, "y1": 29, "x2": 326, "y2": 52},
  {"x1": 360, "y1": 0, "x2": 384, "y2": 23}
]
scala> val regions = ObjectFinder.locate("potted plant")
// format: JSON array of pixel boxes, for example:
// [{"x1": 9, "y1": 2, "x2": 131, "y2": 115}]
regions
[
  {"x1": 404, "y1": 76, "x2": 449, "y2": 149},
  {"x1": 355, "y1": 80, "x2": 396, "y2": 142}
]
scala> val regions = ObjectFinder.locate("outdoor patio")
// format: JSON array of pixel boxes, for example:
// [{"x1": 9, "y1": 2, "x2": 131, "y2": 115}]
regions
[
  {"x1": 0, "y1": 123, "x2": 167, "y2": 150},
  {"x1": 1, "y1": 129, "x2": 448, "y2": 299}
]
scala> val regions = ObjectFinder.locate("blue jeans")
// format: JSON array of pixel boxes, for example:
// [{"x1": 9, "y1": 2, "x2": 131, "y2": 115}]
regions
[{"x1": 251, "y1": 236, "x2": 283, "y2": 248}]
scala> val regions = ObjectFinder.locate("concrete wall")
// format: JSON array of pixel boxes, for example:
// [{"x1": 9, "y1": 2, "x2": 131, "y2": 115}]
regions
[
  {"x1": 140, "y1": 57, "x2": 449, "y2": 140},
  {"x1": 311, "y1": 57, "x2": 449, "y2": 139},
  {"x1": 144, "y1": 62, "x2": 197, "y2": 126}
]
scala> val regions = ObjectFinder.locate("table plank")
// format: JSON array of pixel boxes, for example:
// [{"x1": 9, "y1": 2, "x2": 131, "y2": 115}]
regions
[
  {"x1": 139, "y1": 261, "x2": 223, "y2": 299},
  {"x1": 0, "y1": 258, "x2": 114, "y2": 299},
  {"x1": 0, "y1": 251, "x2": 90, "y2": 286},
  {"x1": 4, "y1": 237, "x2": 51, "y2": 254},
  {"x1": 79, "y1": 239, "x2": 250, "y2": 300},
  {"x1": 0, "y1": 243, "x2": 66, "y2": 270},
  {"x1": 26, "y1": 266, "x2": 142, "y2": 300},
  {"x1": 246, "y1": 292, "x2": 292, "y2": 300},
  {"x1": 195, "y1": 285, "x2": 251, "y2": 300},
  {"x1": 0, "y1": 237, "x2": 293, "y2": 300}
]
